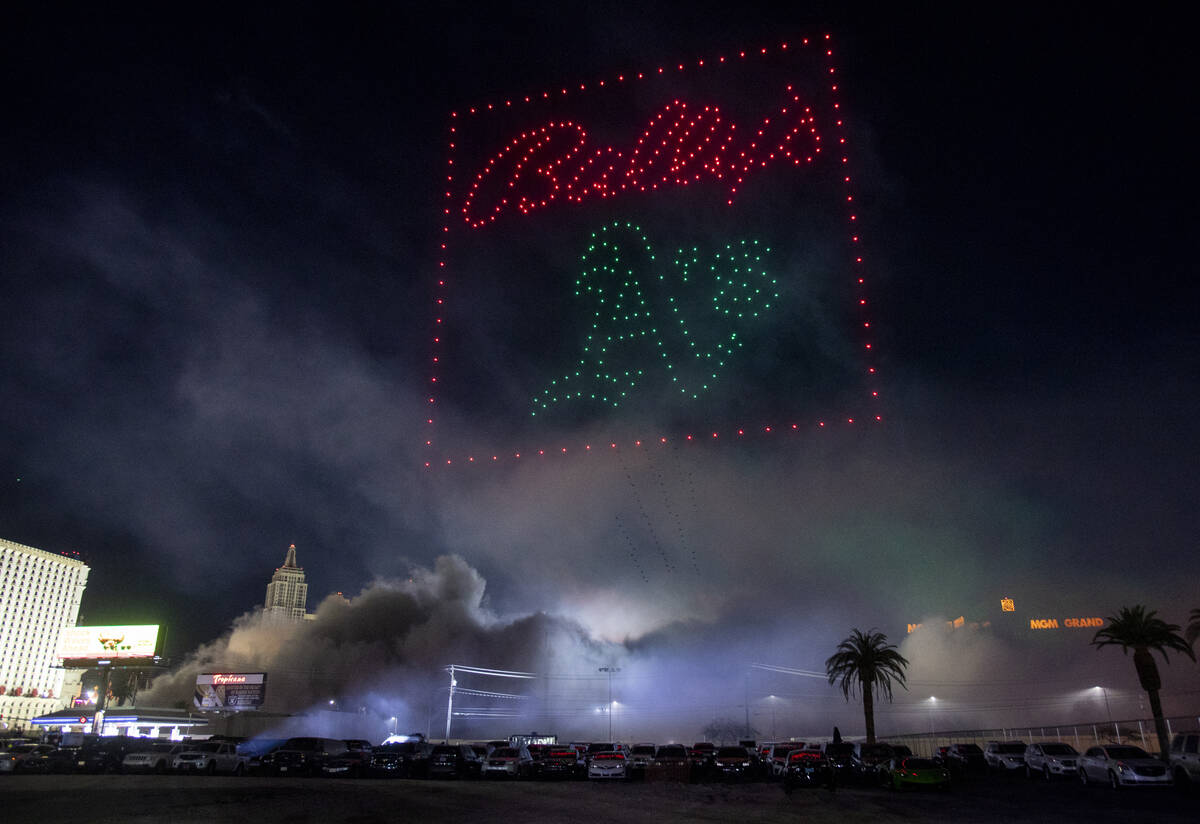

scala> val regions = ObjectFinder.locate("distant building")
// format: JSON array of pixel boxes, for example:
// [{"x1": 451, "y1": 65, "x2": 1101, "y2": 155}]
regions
[
  {"x1": 0, "y1": 537, "x2": 90, "y2": 728},
  {"x1": 264, "y1": 544, "x2": 309, "y2": 621}
]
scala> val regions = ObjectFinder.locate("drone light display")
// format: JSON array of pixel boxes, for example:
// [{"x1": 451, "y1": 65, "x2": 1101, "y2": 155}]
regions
[{"x1": 427, "y1": 35, "x2": 880, "y2": 467}]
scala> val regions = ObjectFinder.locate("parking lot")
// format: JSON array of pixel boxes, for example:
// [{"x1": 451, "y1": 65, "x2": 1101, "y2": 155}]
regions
[{"x1": 0, "y1": 772, "x2": 1192, "y2": 824}]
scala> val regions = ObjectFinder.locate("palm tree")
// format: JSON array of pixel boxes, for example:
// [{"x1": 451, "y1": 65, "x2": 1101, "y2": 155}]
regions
[
  {"x1": 825, "y1": 628, "x2": 909, "y2": 744},
  {"x1": 1186, "y1": 608, "x2": 1200, "y2": 648},
  {"x1": 1091, "y1": 605, "x2": 1194, "y2": 759}
]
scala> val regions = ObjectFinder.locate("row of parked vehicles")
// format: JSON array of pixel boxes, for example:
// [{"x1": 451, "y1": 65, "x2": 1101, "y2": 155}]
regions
[
  {"x1": 4, "y1": 730, "x2": 1198, "y2": 791},
  {"x1": 972, "y1": 734, "x2": 1200, "y2": 790}
]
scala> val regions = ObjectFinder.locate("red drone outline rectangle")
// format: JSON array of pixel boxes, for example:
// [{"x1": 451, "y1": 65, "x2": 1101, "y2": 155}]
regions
[{"x1": 425, "y1": 34, "x2": 880, "y2": 468}]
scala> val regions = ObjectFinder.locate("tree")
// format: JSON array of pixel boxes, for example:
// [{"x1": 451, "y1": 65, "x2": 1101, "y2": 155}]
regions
[
  {"x1": 702, "y1": 716, "x2": 757, "y2": 746},
  {"x1": 1091, "y1": 605, "x2": 1194, "y2": 759},
  {"x1": 1185, "y1": 608, "x2": 1200, "y2": 648},
  {"x1": 825, "y1": 628, "x2": 909, "y2": 744}
]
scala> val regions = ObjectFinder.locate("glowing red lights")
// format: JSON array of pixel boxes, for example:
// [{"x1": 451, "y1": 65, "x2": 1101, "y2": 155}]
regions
[{"x1": 426, "y1": 34, "x2": 882, "y2": 468}]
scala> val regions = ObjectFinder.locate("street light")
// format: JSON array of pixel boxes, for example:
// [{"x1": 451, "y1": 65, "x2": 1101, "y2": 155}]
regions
[
  {"x1": 927, "y1": 697, "x2": 937, "y2": 737},
  {"x1": 598, "y1": 666, "x2": 621, "y2": 741},
  {"x1": 767, "y1": 695, "x2": 778, "y2": 740},
  {"x1": 1093, "y1": 686, "x2": 1119, "y2": 743}
]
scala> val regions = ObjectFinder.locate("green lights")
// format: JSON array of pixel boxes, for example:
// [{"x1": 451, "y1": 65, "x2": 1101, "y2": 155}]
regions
[{"x1": 532, "y1": 220, "x2": 777, "y2": 415}]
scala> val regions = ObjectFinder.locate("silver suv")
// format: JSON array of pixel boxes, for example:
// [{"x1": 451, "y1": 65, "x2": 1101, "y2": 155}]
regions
[
  {"x1": 1169, "y1": 730, "x2": 1200, "y2": 789},
  {"x1": 984, "y1": 741, "x2": 1027, "y2": 772},
  {"x1": 1023, "y1": 742, "x2": 1079, "y2": 780}
]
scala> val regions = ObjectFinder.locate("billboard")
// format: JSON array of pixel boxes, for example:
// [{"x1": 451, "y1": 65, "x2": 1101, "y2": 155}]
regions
[
  {"x1": 194, "y1": 672, "x2": 267, "y2": 710},
  {"x1": 58, "y1": 625, "x2": 161, "y2": 664}
]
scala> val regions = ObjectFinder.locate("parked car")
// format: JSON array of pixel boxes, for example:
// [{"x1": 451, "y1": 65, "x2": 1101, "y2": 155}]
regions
[
  {"x1": 782, "y1": 749, "x2": 834, "y2": 792},
  {"x1": 482, "y1": 745, "x2": 533, "y2": 779},
  {"x1": 261, "y1": 737, "x2": 348, "y2": 777},
  {"x1": 74, "y1": 740, "x2": 139, "y2": 773},
  {"x1": 626, "y1": 743, "x2": 657, "y2": 777},
  {"x1": 880, "y1": 756, "x2": 951, "y2": 791},
  {"x1": 368, "y1": 739, "x2": 432, "y2": 778},
  {"x1": 535, "y1": 746, "x2": 584, "y2": 779},
  {"x1": 316, "y1": 740, "x2": 373, "y2": 778},
  {"x1": 122, "y1": 742, "x2": 185, "y2": 774},
  {"x1": 173, "y1": 740, "x2": 247, "y2": 775},
  {"x1": 713, "y1": 746, "x2": 754, "y2": 781},
  {"x1": 822, "y1": 741, "x2": 859, "y2": 783},
  {"x1": 1078, "y1": 744, "x2": 1172, "y2": 789},
  {"x1": 587, "y1": 751, "x2": 627, "y2": 780},
  {"x1": 854, "y1": 742, "x2": 895, "y2": 779},
  {"x1": 1169, "y1": 730, "x2": 1200, "y2": 790},
  {"x1": 944, "y1": 743, "x2": 986, "y2": 775},
  {"x1": 765, "y1": 742, "x2": 805, "y2": 778},
  {"x1": 428, "y1": 743, "x2": 482, "y2": 779},
  {"x1": 45, "y1": 746, "x2": 83, "y2": 774},
  {"x1": 984, "y1": 741, "x2": 1027, "y2": 773},
  {"x1": 1023, "y1": 742, "x2": 1079, "y2": 780},
  {"x1": 0, "y1": 744, "x2": 56, "y2": 773},
  {"x1": 239, "y1": 738, "x2": 287, "y2": 775}
]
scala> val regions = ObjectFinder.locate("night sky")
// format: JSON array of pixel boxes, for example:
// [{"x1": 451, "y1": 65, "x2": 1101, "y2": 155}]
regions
[{"x1": 2, "y1": 4, "x2": 1197, "y2": 733}]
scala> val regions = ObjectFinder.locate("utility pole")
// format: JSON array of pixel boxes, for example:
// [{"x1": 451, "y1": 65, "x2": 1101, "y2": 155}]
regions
[{"x1": 599, "y1": 666, "x2": 620, "y2": 740}]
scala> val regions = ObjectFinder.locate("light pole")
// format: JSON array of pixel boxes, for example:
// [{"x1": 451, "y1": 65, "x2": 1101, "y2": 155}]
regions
[
  {"x1": 927, "y1": 697, "x2": 937, "y2": 739},
  {"x1": 599, "y1": 666, "x2": 621, "y2": 741},
  {"x1": 1093, "y1": 686, "x2": 1119, "y2": 743},
  {"x1": 768, "y1": 696, "x2": 778, "y2": 740}
]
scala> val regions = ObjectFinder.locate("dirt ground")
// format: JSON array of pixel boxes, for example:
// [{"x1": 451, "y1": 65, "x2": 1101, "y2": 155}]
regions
[{"x1": 0, "y1": 773, "x2": 1192, "y2": 823}]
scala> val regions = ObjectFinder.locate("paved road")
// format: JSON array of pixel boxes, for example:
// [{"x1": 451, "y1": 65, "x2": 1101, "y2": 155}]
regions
[{"x1": 0, "y1": 773, "x2": 1191, "y2": 823}]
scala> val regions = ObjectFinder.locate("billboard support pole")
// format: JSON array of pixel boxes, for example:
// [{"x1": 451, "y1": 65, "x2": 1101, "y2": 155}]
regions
[{"x1": 91, "y1": 663, "x2": 112, "y2": 735}]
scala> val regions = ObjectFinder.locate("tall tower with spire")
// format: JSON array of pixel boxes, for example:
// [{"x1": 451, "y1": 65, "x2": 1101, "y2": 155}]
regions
[{"x1": 264, "y1": 544, "x2": 308, "y2": 621}]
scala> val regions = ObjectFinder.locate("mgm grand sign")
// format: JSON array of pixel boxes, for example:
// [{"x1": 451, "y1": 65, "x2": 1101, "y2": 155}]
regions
[{"x1": 1029, "y1": 617, "x2": 1105, "y2": 630}]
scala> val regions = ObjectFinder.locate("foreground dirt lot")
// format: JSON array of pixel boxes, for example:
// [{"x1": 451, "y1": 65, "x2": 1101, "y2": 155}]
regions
[{"x1": 0, "y1": 774, "x2": 1191, "y2": 823}]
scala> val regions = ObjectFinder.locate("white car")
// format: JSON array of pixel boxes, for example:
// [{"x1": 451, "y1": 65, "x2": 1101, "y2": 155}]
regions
[
  {"x1": 1078, "y1": 745, "x2": 1171, "y2": 788},
  {"x1": 587, "y1": 751, "x2": 627, "y2": 779},
  {"x1": 984, "y1": 741, "x2": 1027, "y2": 772},
  {"x1": 481, "y1": 745, "x2": 532, "y2": 779},
  {"x1": 1169, "y1": 730, "x2": 1200, "y2": 789},
  {"x1": 122, "y1": 743, "x2": 185, "y2": 774},
  {"x1": 173, "y1": 741, "x2": 247, "y2": 775},
  {"x1": 1022, "y1": 742, "x2": 1079, "y2": 779}
]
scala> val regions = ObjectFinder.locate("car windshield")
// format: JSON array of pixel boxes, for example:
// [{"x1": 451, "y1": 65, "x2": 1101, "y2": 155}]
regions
[
  {"x1": 957, "y1": 745, "x2": 983, "y2": 754},
  {"x1": 1040, "y1": 744, "x2": 1077, "y2": 755},
  {"x1": 825, "y1": 744, "x2": 854, "y2": 757},
  {"x1": 891, "y1": 745, "x2": 912, "y2": 756},
  {"x1": 631, "y1": 746, "x2": 655, "y2": 755},
  {"x1": 902, "y1": 758, "x2": 938, "y2": 769},
  {"x1": 996, "y1": 744, "x2": 1025, "y2": 754},
  {"x1": 717, "y1": 747, "x2": 748, "y2": 758},
  {"x1": 492, "y1": 748, "x2": 518, "y2": 758},
  {"x1": 1105, "y1": 746, "x2": 1150, "y2": 759},
  {"x1": 657, "y1": 746, "x2": 686, "y2": 757},
  {"x1": 432, "y1": 746, "x2": 457, "y2": 755},
  {"x1": 151, "y1": 743, "x2": 176, "y2": 752},
  {"x1": 772, "y1": 745, "x2": 798, "y2": 756},
  {"x1": 861, "y1": 745, "x2": 892, "y2": 758}
]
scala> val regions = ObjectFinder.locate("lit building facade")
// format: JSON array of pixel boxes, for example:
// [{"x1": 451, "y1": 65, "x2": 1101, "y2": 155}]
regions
[
  {"x1": 0, "y1": 537, "x2": 89, "y2": 727},
  {"x1": 264, "y1": 544, "x2": 308, "y2": 621}
]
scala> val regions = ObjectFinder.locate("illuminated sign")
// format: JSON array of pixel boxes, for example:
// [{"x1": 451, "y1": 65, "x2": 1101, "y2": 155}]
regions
[
  {"x1": 194, "y1": 672, "x2": 267, "y2": 710},
  {"x1": 58, "y1": 625, "x2": 161, "y2": 662},
  {"x1": 1000, "y1": 598, "x2": 1015, "y2": 612},
  {"x1": 1030, "y1": 617, "x2": 1105, "y2": 629}
]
